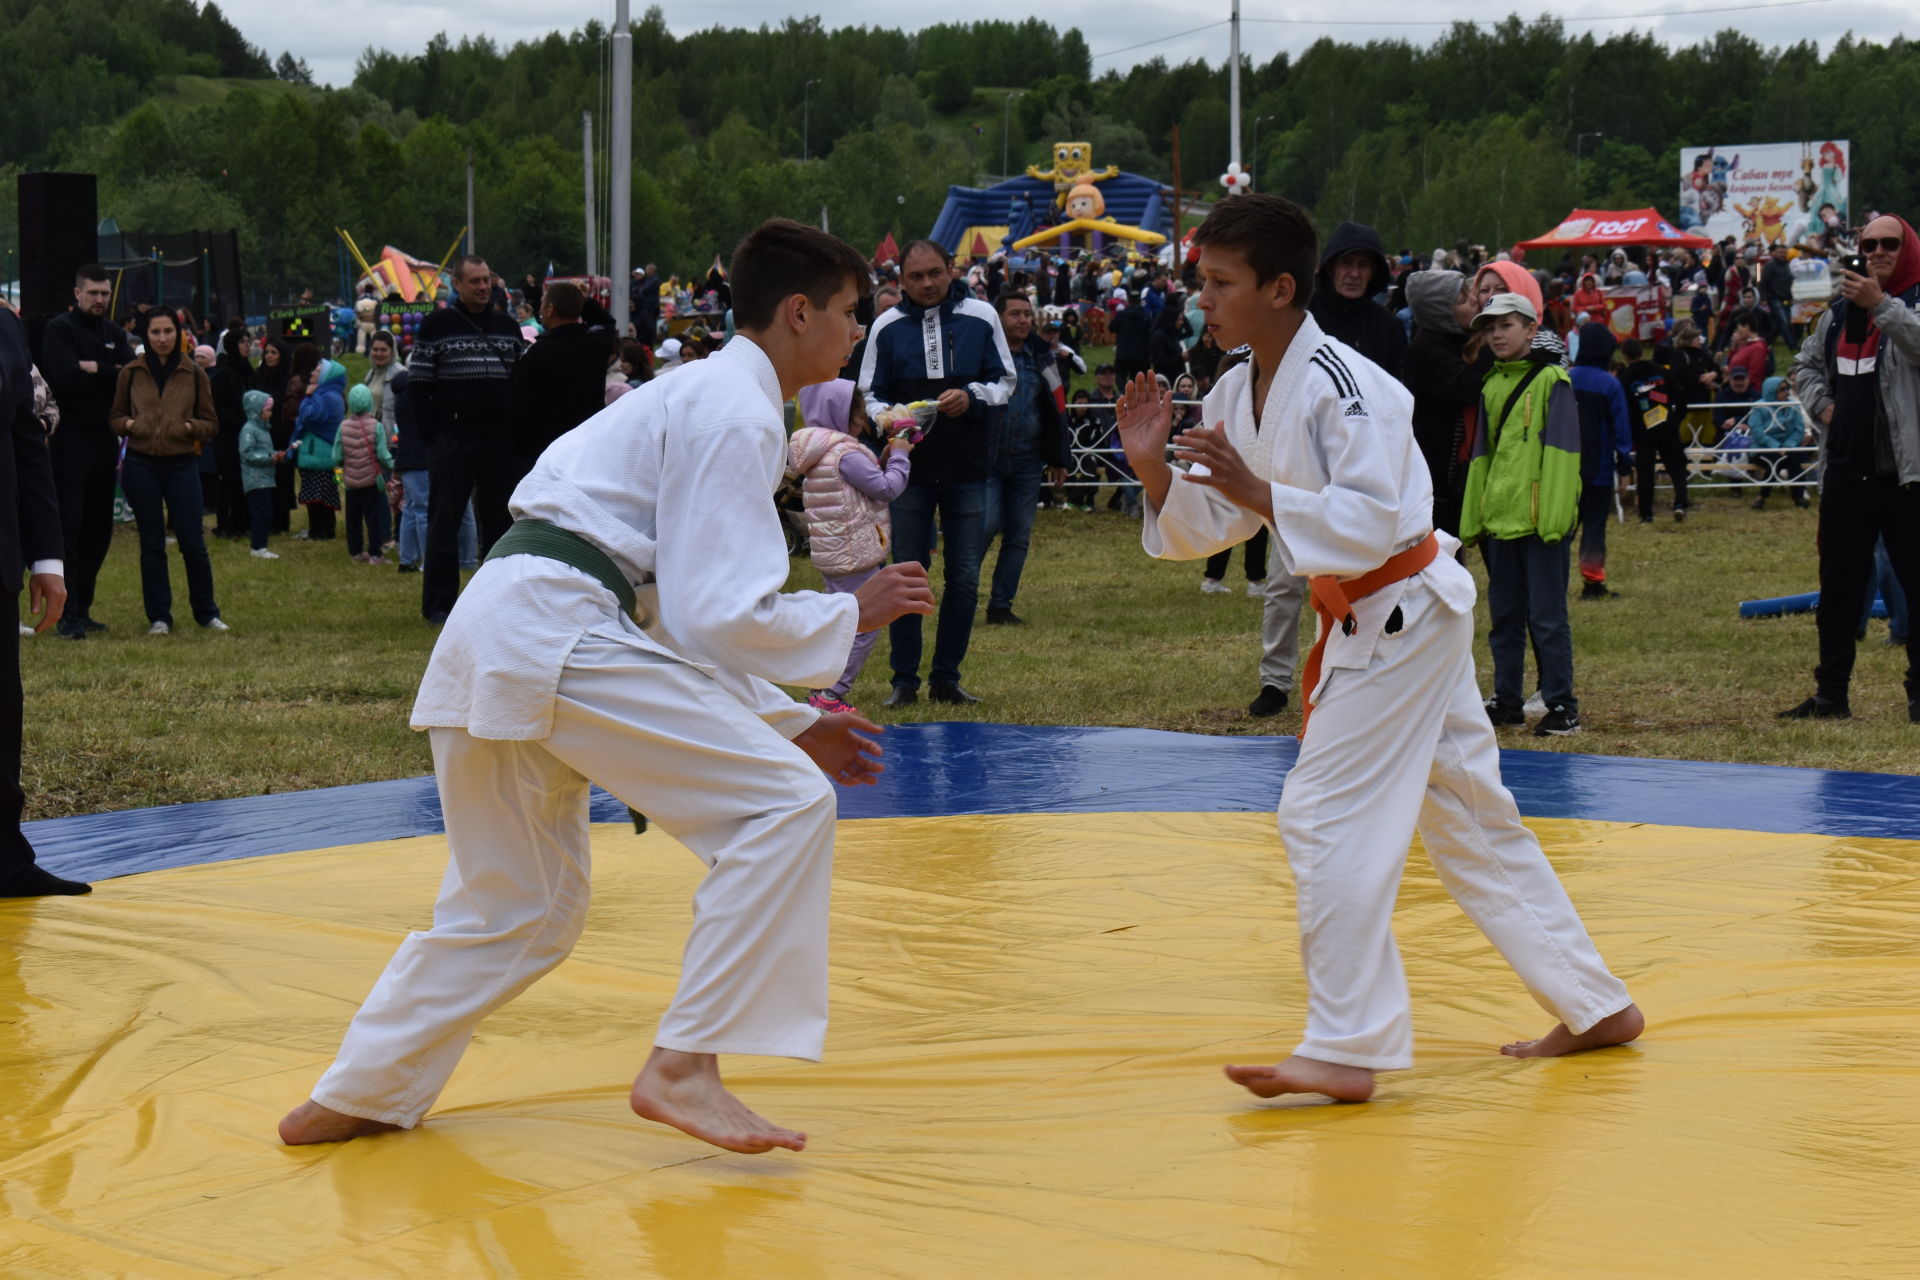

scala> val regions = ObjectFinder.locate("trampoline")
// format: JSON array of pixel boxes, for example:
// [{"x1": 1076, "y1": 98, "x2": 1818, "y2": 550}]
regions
[{"x1": 5, "y1": 725, "x2": 1918, "y2": 1277}]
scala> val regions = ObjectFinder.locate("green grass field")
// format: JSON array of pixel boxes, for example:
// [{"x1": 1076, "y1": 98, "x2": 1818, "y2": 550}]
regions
[{"x1": 21, "y1": 483, "x2": 1911, "y2": 823}]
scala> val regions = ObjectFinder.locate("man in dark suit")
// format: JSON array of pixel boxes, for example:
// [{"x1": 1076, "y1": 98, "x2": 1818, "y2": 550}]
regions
[{"x1": 0, "y1": 306, "x2": 86, "y2": 896}]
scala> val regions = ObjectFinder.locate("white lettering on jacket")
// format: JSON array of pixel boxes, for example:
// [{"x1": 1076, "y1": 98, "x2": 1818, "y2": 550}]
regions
[{"x1": 921, "y1": 310, "x2": 945, "y2": 379}]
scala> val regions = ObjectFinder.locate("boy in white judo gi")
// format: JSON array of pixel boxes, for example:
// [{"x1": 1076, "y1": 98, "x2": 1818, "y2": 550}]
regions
[
  {"x1": 280, "y1": 220, "x2": 935, "y2": 1154},
  {"x1": 1113, "y1": 195, "x2": 1643, "y2": 1105}
]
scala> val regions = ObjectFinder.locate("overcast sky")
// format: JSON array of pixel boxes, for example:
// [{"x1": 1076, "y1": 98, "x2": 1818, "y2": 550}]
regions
[{"x1": 219, "y1": 1, "x2": 1911, "y2": 92}]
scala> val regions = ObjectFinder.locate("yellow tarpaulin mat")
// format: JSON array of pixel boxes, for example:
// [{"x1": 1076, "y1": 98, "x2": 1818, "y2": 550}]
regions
[{"x1": 3, "y1": 812, "x2": 1917, "y2": 1277}]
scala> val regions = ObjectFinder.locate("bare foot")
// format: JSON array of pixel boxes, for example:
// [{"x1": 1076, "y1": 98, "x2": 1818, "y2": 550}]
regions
[
  {"x1": 1500, "y1": 1003, "x2": 1645, "y2": 1058},
  {"x1": 630, "y1": 1048, "x2": 807, "y2": 1154},
  {"x1": 1222, "y1": 1054, "x2": 1376, "y2": 1103},
  {"x1": 277, "y1": 1099, "x2": 402, "y2": 1145}
]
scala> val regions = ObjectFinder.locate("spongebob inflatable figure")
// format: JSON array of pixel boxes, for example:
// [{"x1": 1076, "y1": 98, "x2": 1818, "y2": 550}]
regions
[{"x1": 1027, "y1": 142, "x2": 1120, "y2": 203}]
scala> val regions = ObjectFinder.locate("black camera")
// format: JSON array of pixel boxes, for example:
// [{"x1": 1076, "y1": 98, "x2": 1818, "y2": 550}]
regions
[{"x1": 1840, "y1": 253, "x2": 1868, "y2": 277}]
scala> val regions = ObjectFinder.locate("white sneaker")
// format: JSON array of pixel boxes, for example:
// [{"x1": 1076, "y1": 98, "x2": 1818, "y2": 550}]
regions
[
  {"x1": 204, "y1": 617, "x2": 231, "y2": 632},
  {"x1": 1200, "y1": 578, "x2": 1231, "y2": 594},
  {"x1": 148, "y1": 621, "x2": 171, "y2": 635},
  {"x1": 1245, "y1": 579, "x2": 1268, "y2": 597},
  {"x1": 250, "y1": 548, "x2": 280, "y2": 559},
  {"x1": 17, "y1": 622, "x2": 32, "y2": 636},
  {"x1": 1524, "y1": 692, "x2": 1547, "y2": 718}
]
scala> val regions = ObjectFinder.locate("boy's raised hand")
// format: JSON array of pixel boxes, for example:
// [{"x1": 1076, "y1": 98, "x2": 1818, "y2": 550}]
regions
[
  {"x1": 794, "y1": 712, "x2": 885, "y2": 787},
  {"x1": 1173, "y1": 424, "x2": 1272, "y2": 520},
  {"x1": 1113, "y1": 372, "x2": 1174, "y2": 472},
  {"x1": 852, "y1": 562, "x2": 935, "y2": 633}
]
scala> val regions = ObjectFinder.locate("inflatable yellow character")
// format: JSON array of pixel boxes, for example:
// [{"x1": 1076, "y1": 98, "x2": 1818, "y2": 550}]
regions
[
  {"x1": 1064, "y1": 183, "x2": 1104, "y2": 220},
  {"x1": 1027, "y1": 142, "x2": 1119, "y2": 199},
  {"x1": 1011, "y1": 180, "x2": 1165, "y2": 250}
]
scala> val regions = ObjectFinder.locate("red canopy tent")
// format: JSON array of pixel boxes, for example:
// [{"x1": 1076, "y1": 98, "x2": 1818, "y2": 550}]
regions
[
  {"x1": 873, "y1": 231, "x2": 900, "y2": 266},
  {"x1": 1514, "y1": 207, "x2": 1713, "y2": 252}
]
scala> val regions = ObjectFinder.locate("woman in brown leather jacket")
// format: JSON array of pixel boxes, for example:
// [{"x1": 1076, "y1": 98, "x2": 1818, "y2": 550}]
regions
[{"x1": 110, "y1": 309, "x2": 226, "y2": 633}]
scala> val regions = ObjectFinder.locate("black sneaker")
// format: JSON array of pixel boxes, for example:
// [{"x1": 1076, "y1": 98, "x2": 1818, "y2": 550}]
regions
[
  {"x1": 882, "y1": 685, "x2": 919, "y2": 708},
  {"x1": 1579, "y1": 581, "x2": 1616, "y2": 601},
  {"x1": 1247, "y1": 685, "x2": 1289, "y2": 717},
  {"x1": 1750, "y1": 497, "x2": 1768, "y2": 510},
  {"x1": 81, "y1": 616, "x2": 107, "y2": 633},
  {"x1": 984, "y1": 608, "x2": 1026, "y2": 625},
  {"x1": 54, "y1": 618, "x2": 87, "y2": 640},
  {"x1": 928, "y1": 683, "x2": 981, "y2": 705},
  {"x1": 1777, "y1": 695, "x2": 1850, "y2": 720},
  {"x1": 1533, "y1": 704, "x2": 1581, "y2": 736},
  {"x1": 1792, "y1": 492, "x2": 1811, "y2": 509},
  {"x1": 1673, "y1": 505, "x2": 1688, "y2": 523},
  {"x1": 1485, "y1": 699, "x2": 1526, "y2": 726}
]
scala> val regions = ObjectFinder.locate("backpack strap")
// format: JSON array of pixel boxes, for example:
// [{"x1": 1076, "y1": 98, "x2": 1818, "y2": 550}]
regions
[{"x1": 1489, "y1": 362, "x2": 1549, "y2": 447}]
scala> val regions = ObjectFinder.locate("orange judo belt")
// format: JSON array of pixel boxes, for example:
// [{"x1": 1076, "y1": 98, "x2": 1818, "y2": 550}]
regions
[{"x1": 1298, "y1": 531, "x2": 1440, "y2": 742}]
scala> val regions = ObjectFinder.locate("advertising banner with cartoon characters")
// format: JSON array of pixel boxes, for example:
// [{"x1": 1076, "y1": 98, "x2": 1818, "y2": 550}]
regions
[{"x1": 1678, "y1": 140, "x2": 1849, "y2": 246}]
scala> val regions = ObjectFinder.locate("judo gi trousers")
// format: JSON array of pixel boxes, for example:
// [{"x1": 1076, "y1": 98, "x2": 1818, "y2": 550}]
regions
[
  {"x1": 1278, "y1": 585, "x2": 1631, "y2": 1071},
  {"x1": 311, "y1": 637, "x2": 838, "y2": 1127}
]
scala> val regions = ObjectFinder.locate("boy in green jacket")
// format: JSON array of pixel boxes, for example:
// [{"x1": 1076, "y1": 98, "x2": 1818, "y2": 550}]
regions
[{"x1": 1460, "y1": 293, "x2": 1583, "y2": 736}]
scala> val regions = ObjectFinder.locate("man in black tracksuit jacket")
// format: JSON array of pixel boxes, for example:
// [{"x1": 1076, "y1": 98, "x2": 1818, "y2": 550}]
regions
[
  {"x1": 410, "y1": 256, "x2": 526, "y2": 622},
  {"x1": 38, "y1": 266, "x2": 134, "y2": 638},
  {"x1": 508, "y1": 283, "x2": 613, "y2": 463}
]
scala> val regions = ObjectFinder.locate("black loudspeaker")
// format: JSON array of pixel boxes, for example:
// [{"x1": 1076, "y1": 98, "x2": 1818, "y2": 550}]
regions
[{"x1": 19, "y1": 172, "x2": 99, "y2": 329}]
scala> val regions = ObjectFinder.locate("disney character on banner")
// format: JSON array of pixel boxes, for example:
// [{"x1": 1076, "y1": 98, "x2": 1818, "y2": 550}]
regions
[
  {"x1": 1796, "y1": 144, "x2": 1819, "y2": 212},
  {"x1": 1734, "y1": 195, "x2": 1794, "y2": 247},
  {"x1": 1815, "y1": 142, "x2": 1848, "y2": 225}
]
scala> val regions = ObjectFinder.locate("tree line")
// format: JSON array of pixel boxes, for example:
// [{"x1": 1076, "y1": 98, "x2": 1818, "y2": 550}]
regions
[{"x1": 5, "y1": 2, "x2": 1918, "y2": 305}]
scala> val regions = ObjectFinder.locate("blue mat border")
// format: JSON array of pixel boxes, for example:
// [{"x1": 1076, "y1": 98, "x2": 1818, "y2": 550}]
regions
[{"x1": 26, "y1": 723, "x2": 1920, "y2": 881}]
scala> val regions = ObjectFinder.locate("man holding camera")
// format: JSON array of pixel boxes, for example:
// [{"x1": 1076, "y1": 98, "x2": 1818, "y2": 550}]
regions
[{"x1": 1783, "y1": 213, "x2": 1920, "y2": 722}]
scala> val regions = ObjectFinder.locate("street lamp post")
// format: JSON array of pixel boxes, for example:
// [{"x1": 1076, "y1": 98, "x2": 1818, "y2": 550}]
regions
[
  {"x1": 1003, "y1": 92, "x2": 1024, "y2": 179},
  {"x1": 803, "y1": 79, "x2": 821, "y2": 162},
  {"x1": 1575, "y1": 131, "x2": 1603, "y2": 202},
  {"x1": 1250, "y1": 114, "x2": 1273, "y2": 191}
]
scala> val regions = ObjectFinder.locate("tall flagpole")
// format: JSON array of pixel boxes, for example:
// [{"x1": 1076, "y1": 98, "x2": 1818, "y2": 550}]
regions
[
  {"x1": 609, "y1": 0, "x2": 632, "y2": 323},
  {"x1": 582, "y1": 112, "x2": 598, "y2": 279},
  {"x1": 1228, "y1": 0, "x2": 1242, "y2": 169}
]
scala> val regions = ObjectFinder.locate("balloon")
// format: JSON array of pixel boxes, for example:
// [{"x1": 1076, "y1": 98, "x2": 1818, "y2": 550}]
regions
[{"x1": 1219, "y1": 161, "x2": 1252, "y2": 194}]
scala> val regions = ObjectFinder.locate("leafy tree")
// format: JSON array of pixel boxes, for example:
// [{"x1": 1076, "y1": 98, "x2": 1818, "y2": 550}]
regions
[{"x1": 275, "y1": 52, "x2": 314, "y2": 86}]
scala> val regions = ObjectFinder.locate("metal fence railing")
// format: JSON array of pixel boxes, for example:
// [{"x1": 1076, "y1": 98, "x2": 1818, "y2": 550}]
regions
[{"x1": 1055, "y1": 399, "x2": 1824, "y2": 496}]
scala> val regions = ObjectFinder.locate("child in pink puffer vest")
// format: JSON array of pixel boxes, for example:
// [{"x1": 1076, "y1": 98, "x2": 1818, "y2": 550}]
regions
[{"x1": 788, "y1": 379, "x2": 912, "y2": 714}]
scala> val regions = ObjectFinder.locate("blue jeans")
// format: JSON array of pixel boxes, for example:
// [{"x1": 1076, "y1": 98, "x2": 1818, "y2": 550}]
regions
[
  {"x1": 1857, "y1": 535, "x2": 1912, "y2": 642},
  {"x1": 1482, "y1": 534, "x2": 1575, "y2": 711},
  {"x1": 889, "y1": 480, "x2": 986, "y2": 689},
  {"x1": 120, "y1": 450, "x2": 220, "y2": 627},
  {"x1": 983, "y1": 456, "x2": 1044, "y2": 611},
  {"x1": 398, "y1": 470, "x2": 476, "y2": 569}
]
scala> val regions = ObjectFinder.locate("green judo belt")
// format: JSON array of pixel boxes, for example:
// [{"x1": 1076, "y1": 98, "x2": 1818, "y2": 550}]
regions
[
  {"x1": 483, "y1": 518, "x2": 638, "y2": 615},
  {"x1": 483, "y1": 519, "x2": 649, "y2": 834}
]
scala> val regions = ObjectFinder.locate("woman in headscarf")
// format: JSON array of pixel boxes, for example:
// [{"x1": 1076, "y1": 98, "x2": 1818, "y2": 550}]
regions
[
  {"x1": 208, "y1": 320, "x2": 257, "y2": 540},
  {"x1": 109, "y1": 309, "x2": 226, "y2": 633}
]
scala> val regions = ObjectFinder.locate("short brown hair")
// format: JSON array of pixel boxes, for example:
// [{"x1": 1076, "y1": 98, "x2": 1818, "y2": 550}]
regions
[
  {"x1": 543, "y1": 280, "x2": 584, "y2": 321},
  {"x1": 730, "y1": 218, "x2": 871, "y2": 331},
  {"x1": 1191, "y1": 194, "x2": 1317, "y2": 310},
  {"x1": 901, "y1": 239, "x2": 952, "y2": 269},
  {"x1": 454, "y1": 254, "x2": 489, "y2": 282}
]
